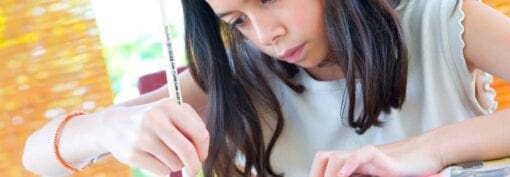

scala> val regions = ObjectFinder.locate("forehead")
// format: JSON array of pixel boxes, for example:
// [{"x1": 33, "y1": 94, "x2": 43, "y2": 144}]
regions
[{"x1": 205, "y1": 0, "x2": 247, "y2": 12}]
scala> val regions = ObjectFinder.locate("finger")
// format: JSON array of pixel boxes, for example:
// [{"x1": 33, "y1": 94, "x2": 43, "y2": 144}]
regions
[
  {"x1": 355, "y1": 147, "x2": 400, "y2": 177},
  {"x1": 129, "y1": 151, "x2": 171, "y2": 177},
  {"x1": 340, "y1": 145, "x2": 398, "y2": 177},
  {"x1": 181, "y1": 103, "x2": 210, "y2": 161},
  {"x1": 324, "y1": 152, "x2": 347, "y2": 177},
  {"x1": 140, "y1": 135, "x2": 184, "y2": 172},
  {"x1": 309, "y1": 151, "x2": 332, "y2": 177},
  {"x1": 151, "y1": 112, "x2": 202, "y2": 176},
  {"x1": 160, "y1": 99, "x2": 210, "y2": 162},
  {"x1": 356, "y1": 164, "x2": 378, "y2": 176},
  {"x1": 181, "y1": 103, "x2": 206, "y2": 128},
  {"x1": 338, "y1": 147, "x2": 372, "y2": 177},
  {"x1": 360, "y1": 151, "x2": 400, "y2": 176}
]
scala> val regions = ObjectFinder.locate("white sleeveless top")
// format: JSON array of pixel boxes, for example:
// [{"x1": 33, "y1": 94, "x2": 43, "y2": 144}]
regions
[{"x1": 259, "y1": 0, "x2": 498, "y2": 176}]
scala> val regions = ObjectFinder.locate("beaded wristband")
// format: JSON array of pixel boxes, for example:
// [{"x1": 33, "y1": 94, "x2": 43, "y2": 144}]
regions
[{"x1": 53, "y1": 111, "x2": 91, "y2": 173}]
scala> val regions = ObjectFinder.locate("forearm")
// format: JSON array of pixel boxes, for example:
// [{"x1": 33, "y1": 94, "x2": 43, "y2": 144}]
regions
[
  {"x1": 22, "y1": 88, "x2": 169, "y2": 176},
  {"x1": 22, "y1": 71, "x2": 204, "y2": 176},
  {"x1": 117, "y1": 84, "x2": 169, "y2": 107},
  {"x1": 23, "y1": 112, "x2": 107, "y2": 176},
  {"x1": 426, "y1": 109, "x2": 510, "y2": 166},
  {"x1": 120, "y1": 70, "x2": 208, "y2": 112}
]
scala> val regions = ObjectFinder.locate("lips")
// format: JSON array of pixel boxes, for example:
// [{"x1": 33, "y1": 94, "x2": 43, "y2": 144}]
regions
[{"x1": 278, "y1": 43, "x2": 306, "y2": 63}]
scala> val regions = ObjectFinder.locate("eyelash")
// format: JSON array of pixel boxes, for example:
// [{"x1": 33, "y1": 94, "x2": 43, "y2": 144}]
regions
[
  {"x1": 231, "y1": 15, "x2": 247, "y2": 27},
  {"x1": 230, "y1": 0, "x2": 277, "y2": 28},
  {"x1": 261, "y1": 0, "x2": 276, "y2": 3}
]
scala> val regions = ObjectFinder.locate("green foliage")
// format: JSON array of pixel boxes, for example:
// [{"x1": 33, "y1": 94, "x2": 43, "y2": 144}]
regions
[{"x1": 102, "y1": 23, "x2": 180, "y2": 96}]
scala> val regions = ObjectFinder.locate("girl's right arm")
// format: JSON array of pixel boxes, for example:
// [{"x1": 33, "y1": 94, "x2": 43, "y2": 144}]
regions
[{"x1": 22, "y1": 70, "x2": 210, "y2": 177}]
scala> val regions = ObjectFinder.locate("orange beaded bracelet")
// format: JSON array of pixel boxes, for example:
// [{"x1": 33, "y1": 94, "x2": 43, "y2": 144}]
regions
[{"x1": 53, "y1": 111, "x2": 92, "y2": 173}]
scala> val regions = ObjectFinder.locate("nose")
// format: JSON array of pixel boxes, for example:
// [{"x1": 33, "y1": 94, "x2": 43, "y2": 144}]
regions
[{"x1": 251, "y1": 14, "x2": 286, "y2": 46}]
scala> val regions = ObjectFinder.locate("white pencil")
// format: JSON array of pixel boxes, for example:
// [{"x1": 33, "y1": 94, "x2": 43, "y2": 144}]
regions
[
  {"x1": 158, "y1": 2, "x2": 194, "y2": 177},
  {"x1": 158, "y1": 0, "x2": 183, "y2": 105}
]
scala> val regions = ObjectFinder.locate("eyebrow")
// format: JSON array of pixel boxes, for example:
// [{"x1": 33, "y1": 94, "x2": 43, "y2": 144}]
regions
[
  {"x1": 214, "y1": 0, "x2": 247, "y2": 19},
  {"x1": 216, "y1": 12, "x2": 232, "y2": 19}
]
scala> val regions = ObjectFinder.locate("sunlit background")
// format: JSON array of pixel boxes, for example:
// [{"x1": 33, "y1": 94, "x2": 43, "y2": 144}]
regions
[
  {"x1": 0, "y1": 0, "x2": 509, "y2": 176},
  {"x1": 91, "y1": 0, "x2": 186, "y2": 104}
]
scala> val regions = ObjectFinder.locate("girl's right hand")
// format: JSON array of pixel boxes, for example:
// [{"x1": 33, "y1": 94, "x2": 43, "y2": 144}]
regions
[{"x1": 95, "y1": 98, "x2": 209, "y2": 177}]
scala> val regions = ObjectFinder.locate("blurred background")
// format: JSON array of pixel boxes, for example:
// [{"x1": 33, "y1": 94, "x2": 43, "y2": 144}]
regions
[{"x1": 0, "y1": 0, "x2": 509, "y2": 176}]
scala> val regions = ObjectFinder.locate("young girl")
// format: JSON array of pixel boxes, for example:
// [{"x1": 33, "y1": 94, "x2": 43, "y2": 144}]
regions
[{"x1": 23, "y1": 0, "x2": 510, "y2": 177}]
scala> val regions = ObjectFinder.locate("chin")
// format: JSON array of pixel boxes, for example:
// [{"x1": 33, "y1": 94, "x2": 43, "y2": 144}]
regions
[
  {"x1": 295, "y1": 59, "x2": 324, "y2": 68},
  {"x1": 293, "y1": 62, "x2": 316, "y2": 69}
]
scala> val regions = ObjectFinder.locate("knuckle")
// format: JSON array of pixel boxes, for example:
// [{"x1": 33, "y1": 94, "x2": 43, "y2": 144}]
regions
[
  {"x1": 198, "y1": 130, "x2": 210, "y2": 143},
  {"x1": 330, "y1": 151, "x2": 346, "y2": 161},
  {"x1": 349, "y1": 151, "x2": 366, "y2": 162},
  {"x1": 160, "y1": 98, "x2": 178, "y2": 109},
  {"x1": 182, "y1": 103, "x2": 199, "y2": 116},
  {"x1": 126, "y1": 151, "x2": 141, "y2": 163},
  {"x1": 141, "y1": 109, "x2": 157, "y2": 122},
  {"x1": 134, "y1": 133, "x2": 152, "y2": 145},
  {"x1": 141, "y1": 109, "x2": 167, "y2": 127},
  {"x1": 182, "y1": 103, "x2": 193, "y2": 110},
  {"x1": 200, "y1": 121, "x2": 209, "y2": 130},
  {"x1": 314, "y1": 151, "x2": 330, "y2": 161},
  {"x1": 178, "y1": 146, "x2": 199, "y2": 165},
  {"x1": 331, "y1": 151, "x2": 344, "y2": 157},
  {"x1": 180, "y1": 146, "x2": 195, "y2": 158}
]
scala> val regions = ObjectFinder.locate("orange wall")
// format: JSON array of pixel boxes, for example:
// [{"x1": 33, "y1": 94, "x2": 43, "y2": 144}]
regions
[
  {"x1": 0, "y1": 0, "x2": 508, "y2": 177},
  {"x1": 0, "y1": 0, "x2": 130, "y2": 176},
  {"x1": 485, "y1": 0, "x2": 510, "y2": 110}
]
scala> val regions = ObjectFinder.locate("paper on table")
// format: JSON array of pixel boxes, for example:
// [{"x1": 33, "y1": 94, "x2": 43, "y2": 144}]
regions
[{"x1": 439, "y1": 158, "x2": 510, "y2": 177}]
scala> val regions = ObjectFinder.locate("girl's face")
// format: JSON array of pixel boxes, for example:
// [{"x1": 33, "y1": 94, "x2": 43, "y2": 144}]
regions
[{"x1": 206, "y1": 0, "x2": 330, "y2": 68}]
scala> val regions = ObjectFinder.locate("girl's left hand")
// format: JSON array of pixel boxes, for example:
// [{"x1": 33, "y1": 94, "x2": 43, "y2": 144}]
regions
[{"x1": 309, "y1": 139, "x2": 445, "y2": 177}]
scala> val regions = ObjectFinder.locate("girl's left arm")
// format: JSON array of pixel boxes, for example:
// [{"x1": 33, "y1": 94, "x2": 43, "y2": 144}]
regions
[
  {"x1": 309, "y1": 109, "x2": 510, "y2": 177},
  {"x1": 439, "y1": 0, "x2": 510, "y2": 167},
  {"x1": 463, "y1": 0, "x2": 510, "y2": 81},
  {"x1": 309, "y1": 1, "x2": 510, "y2": 176}
]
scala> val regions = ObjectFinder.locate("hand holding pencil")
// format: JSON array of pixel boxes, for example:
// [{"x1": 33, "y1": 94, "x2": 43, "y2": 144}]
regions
[{"x1": 157, "y1": 0, "x2": 208, "y2": 176}]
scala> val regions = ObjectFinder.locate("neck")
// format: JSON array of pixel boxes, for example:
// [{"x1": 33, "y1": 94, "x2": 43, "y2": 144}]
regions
[{"x1": 305, "y1": 63, "x2": 344, "y2": 81}]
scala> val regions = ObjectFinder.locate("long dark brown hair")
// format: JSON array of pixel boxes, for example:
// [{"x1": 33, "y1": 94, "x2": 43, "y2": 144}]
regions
[{"x1": 181, "y1": 0, "x2": 408, "y2": 176}]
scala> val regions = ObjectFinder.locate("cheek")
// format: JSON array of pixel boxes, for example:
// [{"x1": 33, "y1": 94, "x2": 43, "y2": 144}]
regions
[
  {"x1": 241, "y1": 33, "x2": 277, "y2": 57},
  {"x1": 257, "y1": 45, "x2": 276, "y2": 57},
  {"x1": 295, "y1": 1, "x2": 325, "y2": 28}
]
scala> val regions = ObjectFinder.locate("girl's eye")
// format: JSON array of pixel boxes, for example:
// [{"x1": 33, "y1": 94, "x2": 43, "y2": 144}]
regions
[
  {"x1": 229, "y1": 0, "x2": 277, "y2": 28},
  {"x1": 231, "y1": 15, "x2": 247, "y2": 27},
  {"x1": 261, "y1": 0, "x2": 276, "y2": 3}
]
